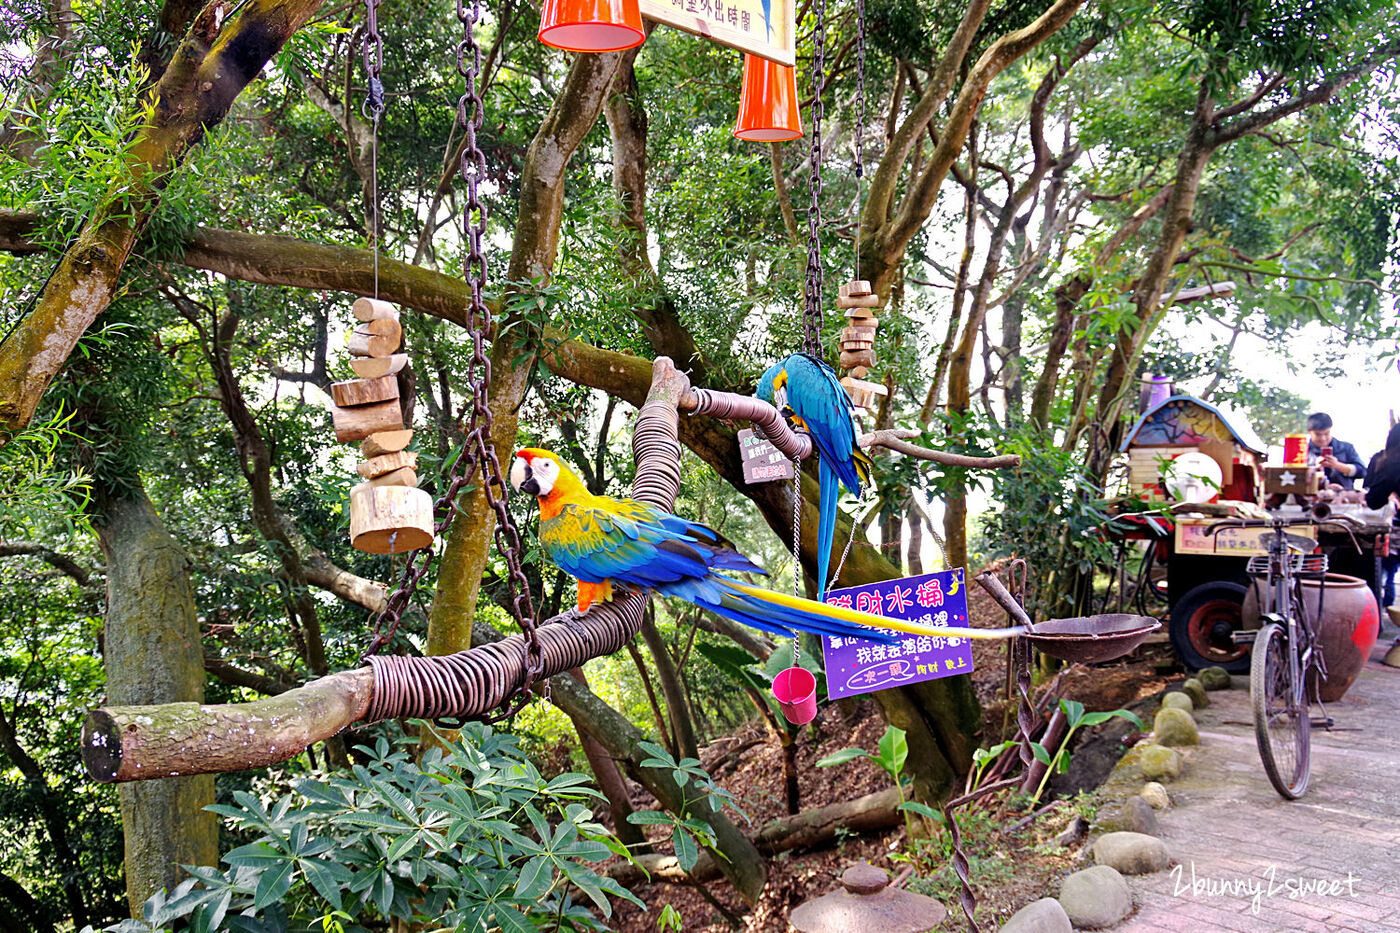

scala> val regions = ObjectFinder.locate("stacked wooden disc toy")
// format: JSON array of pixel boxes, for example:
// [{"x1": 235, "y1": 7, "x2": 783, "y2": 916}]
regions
[
  {"x1": 329, "y1": 298, "x2": 434, "y2": 554},
  {"x1": 836, "y1": 280, "x2": 889, "y2": 410}
]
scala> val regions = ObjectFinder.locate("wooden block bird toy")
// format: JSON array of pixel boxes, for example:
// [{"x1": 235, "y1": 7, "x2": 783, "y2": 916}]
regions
[{"x1": 510, "y1": 448, "x2": 1006, "y2": 644}]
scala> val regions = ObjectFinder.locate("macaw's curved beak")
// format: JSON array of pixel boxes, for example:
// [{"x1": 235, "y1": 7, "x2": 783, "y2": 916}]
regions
[{"x1": 510, "y1": 456, "x2": 541, "y2": 496}]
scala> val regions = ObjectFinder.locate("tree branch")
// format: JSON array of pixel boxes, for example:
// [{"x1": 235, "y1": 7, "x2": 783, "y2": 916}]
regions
[
  {"x1": 1210, "y1": 41, "x2": 1400, "y2": 146},
  {"x1": 0, "y1": 0, "x2": 331, "y2": 437},
  {"x1": 0, "y1": 540, "x2": 95, "y2": 587}
]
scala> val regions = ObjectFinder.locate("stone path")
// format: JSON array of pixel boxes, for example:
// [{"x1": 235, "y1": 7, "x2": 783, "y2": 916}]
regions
[{"x1": 1117, "y1": 636, "x2": 1400, "y2": 932}]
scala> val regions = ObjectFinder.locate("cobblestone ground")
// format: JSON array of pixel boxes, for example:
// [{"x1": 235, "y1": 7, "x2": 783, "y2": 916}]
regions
[{"x1": 1118, "y1": 637, "x2": 1400, "y2": 932}]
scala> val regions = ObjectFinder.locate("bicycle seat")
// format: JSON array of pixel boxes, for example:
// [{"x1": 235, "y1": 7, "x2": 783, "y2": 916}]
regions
[{"x1": 1284, "y1": 533, "x2": 1317, "y2": 554}]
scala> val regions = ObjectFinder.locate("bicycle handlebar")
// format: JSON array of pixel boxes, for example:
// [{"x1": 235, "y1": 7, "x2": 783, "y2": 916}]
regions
[{"x1": 1199, "y1": 513, "x2": 1364, "y2": 551}]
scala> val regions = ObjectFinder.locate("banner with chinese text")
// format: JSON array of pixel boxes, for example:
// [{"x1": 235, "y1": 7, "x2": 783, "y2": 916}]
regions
[
  {"x1": 641, "y1": 0, "x2": 795, "y2": 66},
  {"x1": 820, "y1": 569, "x2": 974, "y2": 699}
]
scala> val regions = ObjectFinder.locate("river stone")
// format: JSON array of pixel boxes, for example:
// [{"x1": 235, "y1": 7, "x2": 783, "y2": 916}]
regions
[
  {"x1": 1058, "y1": 865, "x2": 1133, "y2": 929},
  {"x1": 1126, "y1": 796, "x2": 1159, "y2": 834},
  {"x1": 1140, "y1": 781, "x2": 1171, "y2": 809},
  {"x1": 999, "y1": 897, "x2": 1073, "y2": 933},
  {"x1": 1181, "y1": 678, "x2": 1209, "y2": 709},
  {"x1": 1153, "y1": 707, "x2": 1199, "y2": 746},
  {"x1": 1093, "y1": 831, "x2": 1173, "y2": 874},
  {"x1": 1198, "y1": 666, "x2": 1232, "y2": 690},
  {"x1": 1139, "y1": 743, "x2": 1182, "y2": 780},
  {"x1": 1098, "y1": 794, "x2": 1160, "y2": 835},
  {"x1": 1161, "y1": 692, "x2": 1194, "y2": 712}
]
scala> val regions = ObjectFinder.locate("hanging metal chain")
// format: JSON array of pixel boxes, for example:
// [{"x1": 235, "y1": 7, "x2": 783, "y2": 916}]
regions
[
  {"x1": 852, "y1": 0, "x2": 866, "y2": 283},
  {"x1": 453, "y1": 0, "x2": 545, "y2": 715},
  {"x1": 802, "y1": 0, "x2": 827, "y2": 358},
  {"x1": 363, "y1": 0, "x2": 545, "y2": 722},
  {"x1": 790, "y1": 459, "x2": 803, "y2": 664},
  {"x1": 361, "y1": 0, "x2": 385, "y2": 298}
]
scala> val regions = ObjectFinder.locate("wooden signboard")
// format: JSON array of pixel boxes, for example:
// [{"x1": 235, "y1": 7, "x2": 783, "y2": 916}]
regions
[
  {"x1": 738, "y1": 428, "x2": 795, "y2": 483},
  {"x1": 1263, "y1": 465, "x2": 1322, "y2": 497},
  {"x1": 1175, "y1": 519, "x2": 1315, "y2": 558},
  {"x1": 642, "y1": 0, "x2": 795, "y2": 65}
]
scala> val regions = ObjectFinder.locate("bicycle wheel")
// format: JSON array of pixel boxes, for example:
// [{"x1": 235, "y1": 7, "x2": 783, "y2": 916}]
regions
[{"x1": 1250, "y1": 622, "x2": 1311, "y2": 799}]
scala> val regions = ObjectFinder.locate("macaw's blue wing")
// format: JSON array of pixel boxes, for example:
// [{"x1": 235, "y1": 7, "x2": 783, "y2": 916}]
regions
[
  {"x1": 779, "y1": 354, "x2": 870, "y2": 496},
  {"x1": 539, "y1": 499, "x2": 763, "y2": 588}
]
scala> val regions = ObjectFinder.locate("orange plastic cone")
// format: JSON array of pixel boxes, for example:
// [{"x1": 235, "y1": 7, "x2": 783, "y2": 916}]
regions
[
  {"x1": 538, "y1": 0, "x2": 645, "y2": 52},
  {"x1": 734, "y1": 54, "x2": 803, "y2": 142}
]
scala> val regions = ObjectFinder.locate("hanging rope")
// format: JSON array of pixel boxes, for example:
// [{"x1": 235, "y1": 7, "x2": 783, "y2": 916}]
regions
[
  {"x1": 359, "y1": 0, "x2": 544, "y2": 723},
  {"x1": 802, "y1": 0, "x2": 827, "y2": 358}
]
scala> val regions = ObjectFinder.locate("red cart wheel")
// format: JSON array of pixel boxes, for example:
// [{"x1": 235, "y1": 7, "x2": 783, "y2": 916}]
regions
[{"x1": 1170, "y1": 581, "x2": 1250, "y2": 672}]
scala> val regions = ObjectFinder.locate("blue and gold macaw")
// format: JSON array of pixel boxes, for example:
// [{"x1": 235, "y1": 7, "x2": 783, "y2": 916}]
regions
[
  {"x1": 510, "y1": 449, "x2": 1003, "y2": 644},
  {"x1": 757, "y1": 353, "x2": 873, "y2": 598}
]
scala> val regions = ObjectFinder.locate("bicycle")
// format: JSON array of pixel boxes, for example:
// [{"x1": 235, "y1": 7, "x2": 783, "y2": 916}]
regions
[{"x1": 1204, "y1": 514, "x2": 1362, "y2": 799}]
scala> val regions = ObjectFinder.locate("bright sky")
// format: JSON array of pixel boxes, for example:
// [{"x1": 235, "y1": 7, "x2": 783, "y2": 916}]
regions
[{"x1": 1171, "y1": 317, "x2": 1400, "y2": 463}]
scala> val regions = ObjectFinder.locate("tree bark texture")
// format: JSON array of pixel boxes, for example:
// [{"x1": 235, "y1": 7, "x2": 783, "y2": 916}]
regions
[
  {"x1": 95, "y1": 488, "x2": 217, "y2": 916},
  {"x1": 0, "y1": 0, "x2": 329, "y2": 436}
]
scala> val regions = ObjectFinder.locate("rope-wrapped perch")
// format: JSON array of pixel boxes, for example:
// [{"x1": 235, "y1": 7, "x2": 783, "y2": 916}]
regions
[{"x1": 82, "y1": 358, "x2": 689, "y2": 783}]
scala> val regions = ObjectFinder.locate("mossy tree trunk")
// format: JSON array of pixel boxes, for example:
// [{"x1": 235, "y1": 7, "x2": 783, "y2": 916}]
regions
[
  {"x1": 94, "y1": 487, "x2": 217, "y2": 916},
  {"x1": 0, "y1": 0, "x2": 330, "y2": 437}
]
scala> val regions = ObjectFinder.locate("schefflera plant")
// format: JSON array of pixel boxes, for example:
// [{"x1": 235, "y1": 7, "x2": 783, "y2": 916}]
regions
[{"x1": 88, "y1": 724, "x2": 642, "y2": 933}]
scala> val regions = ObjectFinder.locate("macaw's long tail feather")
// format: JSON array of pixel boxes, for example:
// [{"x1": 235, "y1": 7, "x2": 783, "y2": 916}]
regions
[
  {"x1": 853, "y1": 446, "x2": 874, "y2": 489},
  {"x1": 723, "y1": 579, "x2": 1027, "y2": 641},
  {"x1": 707, "y1": 594, "x2": 898, "y2": 644},
  {"x1": 817, "y1": 459, "x2": 840, "y2": 600}
]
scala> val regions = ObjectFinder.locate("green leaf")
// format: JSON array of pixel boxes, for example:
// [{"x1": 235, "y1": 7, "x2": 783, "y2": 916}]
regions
[
  {"x1": 1030, "y1": 742, "x2": 1052, "y2": 765},
  {"x1": 816, "y1": 747, "x2": 868, "y2": 768},
  {"x1": 223, "y1": 842, "x2": 285, "y2": 868},
  {"x1": 876, "y1": 726, "x2": 908, "y2": 778},
  {"x1": 627, "y1": 810, "x2": 675, "y2": 826},
  {"x1": 513, "y1": 856, "x2": 552, "y2": 900},
  {"x1": 369, "y1": 869, "x2": 394, "y2": 918},
  {"x1": 897, "y1": 801, "x2": 946, "y2": 823},
  {"x1": 1059, "y1": 698, "x2": 1086, "y2": 728},
  {"x1": 251, "y1": 859, "x2": 295, "y2": 910},
  {"x1": 672, "y1": 827, "x2": 699, "y2": 872},
  {"x1": 493, "y1": 905, "x2": 535, "y2": 933},
  {"x1": 298, "y1": 858, "x2": 345, "y2": 911}
]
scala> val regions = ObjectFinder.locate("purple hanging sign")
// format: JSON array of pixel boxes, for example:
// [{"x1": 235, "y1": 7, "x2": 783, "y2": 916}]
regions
[{"x1": 820, "y1": 568, "x2": 975, "y2": 699}]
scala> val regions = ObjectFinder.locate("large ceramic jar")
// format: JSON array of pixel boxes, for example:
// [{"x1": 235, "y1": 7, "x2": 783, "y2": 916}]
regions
[{"x1": 1300, "y1": 573, "x2": 1379, "y2": 702}]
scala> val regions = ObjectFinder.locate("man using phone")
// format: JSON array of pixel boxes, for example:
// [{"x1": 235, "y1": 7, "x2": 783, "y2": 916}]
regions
[{"x1": 1307, "y1": 412, "x2": 1367, "y2": 489}]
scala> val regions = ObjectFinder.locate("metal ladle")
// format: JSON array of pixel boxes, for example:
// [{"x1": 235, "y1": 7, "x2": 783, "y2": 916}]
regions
[{"x1": 974, "y1": 569, "x2": 1161, "y2": 664}]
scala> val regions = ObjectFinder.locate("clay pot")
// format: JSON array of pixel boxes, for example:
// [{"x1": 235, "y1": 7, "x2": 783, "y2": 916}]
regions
[{"x1": 1300, "y1": 573, "x2": 1379, "y2": 702}]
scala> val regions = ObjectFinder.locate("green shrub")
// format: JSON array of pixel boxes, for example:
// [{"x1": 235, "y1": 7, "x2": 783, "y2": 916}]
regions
[{"x1": 86, "y1": 724, "x2": 640, "y2": 932}]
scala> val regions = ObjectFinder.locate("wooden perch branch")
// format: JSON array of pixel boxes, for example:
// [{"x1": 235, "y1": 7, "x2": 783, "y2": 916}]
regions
[
  {"x1": 82, "y1": 357, "x2": 689, "y2": 784},
  {"x1": 683, "y1": 388, "x2": 1021, "y2": 470}
]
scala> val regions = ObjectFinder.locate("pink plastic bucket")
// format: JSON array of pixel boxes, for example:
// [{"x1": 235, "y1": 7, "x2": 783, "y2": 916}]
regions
[{"x1": 772, "y1": 667, "x2": 818, "y2": 724}]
